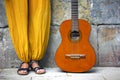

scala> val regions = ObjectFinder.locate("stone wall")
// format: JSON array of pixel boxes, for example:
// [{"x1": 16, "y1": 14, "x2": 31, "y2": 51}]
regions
[{"x1": 0, "y1": 0, "x2": 120, "y2": 68}]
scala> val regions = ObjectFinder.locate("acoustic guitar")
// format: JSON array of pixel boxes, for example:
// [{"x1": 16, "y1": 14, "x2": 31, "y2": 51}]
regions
[{"x1": 55, "y1": 0, "x2": 96, "y2": 72}]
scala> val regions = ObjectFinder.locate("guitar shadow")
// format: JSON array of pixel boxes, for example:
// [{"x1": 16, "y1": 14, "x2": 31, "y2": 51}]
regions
[
  {"x1": 58, "y1": 68, "x2": 101, "y2": 74},
  {"x1": 84, "y1": 68, "x2": 98, "y2": 73}
]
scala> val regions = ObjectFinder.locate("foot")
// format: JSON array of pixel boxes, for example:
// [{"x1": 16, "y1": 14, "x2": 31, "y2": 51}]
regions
[
  {"x1": 17, "y1": 62, "x2": 29, "y2": 75},
  {"x1": 30, "y1": 61, "x2": 46, "y2": 74}
]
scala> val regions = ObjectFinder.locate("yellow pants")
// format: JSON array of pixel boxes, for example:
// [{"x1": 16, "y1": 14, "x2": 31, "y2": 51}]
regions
[{"x1": 4, "y1": 0, "x2": 51, "y2": 62}]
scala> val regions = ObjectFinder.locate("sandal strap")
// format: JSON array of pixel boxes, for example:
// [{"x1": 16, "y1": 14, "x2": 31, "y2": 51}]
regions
[
  {"x1": 33, "y1": 67, "x2": 44, "y2": 71},
  {"x1": 17, "y1": 68, "x2": 29, "y2": 75},
  {"x1": 17, "y1": 68, "x2": 29, "y2": 72},
  {"x1": 17, "y1": 62, "x2": 30, "y2": 75},
  {"x1": 33, "y1": 67, "x2": 44, "y2": 72}
]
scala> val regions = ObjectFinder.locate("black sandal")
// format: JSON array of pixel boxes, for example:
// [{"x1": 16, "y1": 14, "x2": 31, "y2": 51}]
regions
[
  {"x1": 17, "y1": 62, "x2": 30, "y2": 75},
  {"x1": 30, "y1": 61, "x2": 46, "y2": 74}
]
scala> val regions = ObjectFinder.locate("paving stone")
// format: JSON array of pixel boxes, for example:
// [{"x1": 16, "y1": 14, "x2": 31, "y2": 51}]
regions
[
  {"x1": 0, "y1": 67, "x2": 120, "y2": 80},
  {"x1": 94, "y1": 67, "x2": 120, "y2": 80}
]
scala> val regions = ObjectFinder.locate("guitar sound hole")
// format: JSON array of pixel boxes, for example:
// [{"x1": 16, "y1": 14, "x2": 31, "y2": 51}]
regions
[{"x1": 70, "y1": 31, "x2": 80, "y2": 41}]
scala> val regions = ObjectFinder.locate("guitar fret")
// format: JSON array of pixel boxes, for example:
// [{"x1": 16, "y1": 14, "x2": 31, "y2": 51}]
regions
[
  {"x1": 72, "y1": 0, "x2": 78, "y2": 2},
  {"x1": 72, "y1": 10, "x2": 78, "y2": 11},
  {"x1": 72, "y1": 8, "x2": 78, "y2": 9},
  {"x1": 72, "y1": 10, "x2": 78, "y2": 13},
  {"x1": 72, "y1": 13, "x2": 78, "y2": 15},
  {"x1": 72, "y1": 11, "x2": 78, "y2": 14},
  {"x1": 72, "y1": 4, "x2": 78, "y2": 5},
  {"x1": 72, "y1": 14, "x2": 78, "y2": 15},
  {"x1": 72, "y1": 15, "x2": 78, "y2": 16},
  {"x1": 72, "y1": 9, "x2": 78, "y2": 10}
]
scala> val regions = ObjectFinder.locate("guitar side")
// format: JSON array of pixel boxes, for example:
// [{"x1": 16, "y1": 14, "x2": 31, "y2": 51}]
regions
[{"x1": 55, "y1": 19, "x2": 96, "y2": 72}]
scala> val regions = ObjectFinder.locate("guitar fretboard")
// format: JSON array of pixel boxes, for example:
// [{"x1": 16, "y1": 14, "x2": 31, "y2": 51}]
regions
[{"x1": 71, "y1": 0, "x2": 78, "y2": 31}]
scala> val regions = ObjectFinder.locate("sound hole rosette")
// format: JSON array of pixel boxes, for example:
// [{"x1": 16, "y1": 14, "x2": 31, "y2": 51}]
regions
[{"x1": 69, "y1": 30, "x2": 81, "y2": 42}]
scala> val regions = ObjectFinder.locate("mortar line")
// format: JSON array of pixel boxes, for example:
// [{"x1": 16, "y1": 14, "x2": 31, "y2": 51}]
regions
[{"x1": 0, "y1": 25, "x2": 8, "y2": 28}]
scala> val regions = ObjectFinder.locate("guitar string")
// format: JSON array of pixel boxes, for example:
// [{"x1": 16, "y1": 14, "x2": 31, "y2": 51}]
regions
[{"x1": 71, "y1": 0, "x2": 79, "y2": 58}]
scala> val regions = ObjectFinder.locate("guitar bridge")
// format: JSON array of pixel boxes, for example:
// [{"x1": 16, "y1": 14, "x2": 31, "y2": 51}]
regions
[{"x1": 65, "y1": 54, "x2": 86, "y2": 59}]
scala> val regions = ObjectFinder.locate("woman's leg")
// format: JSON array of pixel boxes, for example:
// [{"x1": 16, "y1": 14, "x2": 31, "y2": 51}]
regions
[
  {"x1": 28, "y1": 0, "x2": 51, "y2": 74},
  {"x1": 4, "y1": 0, "x2": 30, "y2": 75},
  {"x1": 4, "y1": 0, "x2": 30, "y2": 62},
  {"x1": 28, "y1": 0, "x2": 51, "y2": 61}
]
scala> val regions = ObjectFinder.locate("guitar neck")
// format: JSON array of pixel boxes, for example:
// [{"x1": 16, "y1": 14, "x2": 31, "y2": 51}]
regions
[{"x1": 71, "y1": 0, "x2": 79, "y2": 31}]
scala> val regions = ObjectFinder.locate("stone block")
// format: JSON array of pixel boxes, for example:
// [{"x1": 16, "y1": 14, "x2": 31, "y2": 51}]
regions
[
  {"x1": 51, "y1": 0, "x2": 91, "y2": 25},
  {"x1": 42, "y1": 26, "x2": 61, "y2": 67},
  {"x1": 90, "y1": 25, "x2": 98, "y2": 66},
  {"x1": 98, "y1": 25, "x2": 120, "y2": 66},
  {"x1": 2, "y1": 28, "x2": 20, "y2": 68},
  {"x1": 90, "y1": 0, "x2": 120, "y2": 24},
  {"x1": 0, "y1": 29, "x2": 3, "y2": 41},
  {"x1": 0, "y1": 29, "x2": 5, "y2": 68},
  {"x1": 0, "y1": 0, "x2": 7, "y2": 27}
]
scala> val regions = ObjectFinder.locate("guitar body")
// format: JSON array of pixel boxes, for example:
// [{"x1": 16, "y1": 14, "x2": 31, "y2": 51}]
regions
[{"x1": 55, "y1": 19, "x2": 96, "y2": 72}]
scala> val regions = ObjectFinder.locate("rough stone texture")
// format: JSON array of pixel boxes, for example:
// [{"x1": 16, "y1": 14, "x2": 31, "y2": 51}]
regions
[
  {"x1": 51, "y1": 0, "x2": 91, "y2": 25},
  {"x1": 0, "y1": 67, "x2": 120, "y2": 80},
  {"x1": 90, "y1": 0, "x2": 120, "y2": 24},
  {"x1": 90, "y1": 25, "x2": 98, "y2": 66},
  {"x1": 3, "y1": 28, "x2": 20, "y2": 68},
  {"x1": 41, "y1": 26, "x2": 61, "y2": 67},
  {"x1": 0, "y1": 28, "x2": 20, "y2": 69},
  {"x1": 98, "y1": 25, "x2": 120, "y2": 66},
  {"x1": 0, "y1": 29, "x2": 5, "y2": 68},
  {"x1": 0, "y1": 0, "x2": 7, "y2": 27},
  {"x1": 0, "y1": 29, "x2": 3, "y2": 41}
]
